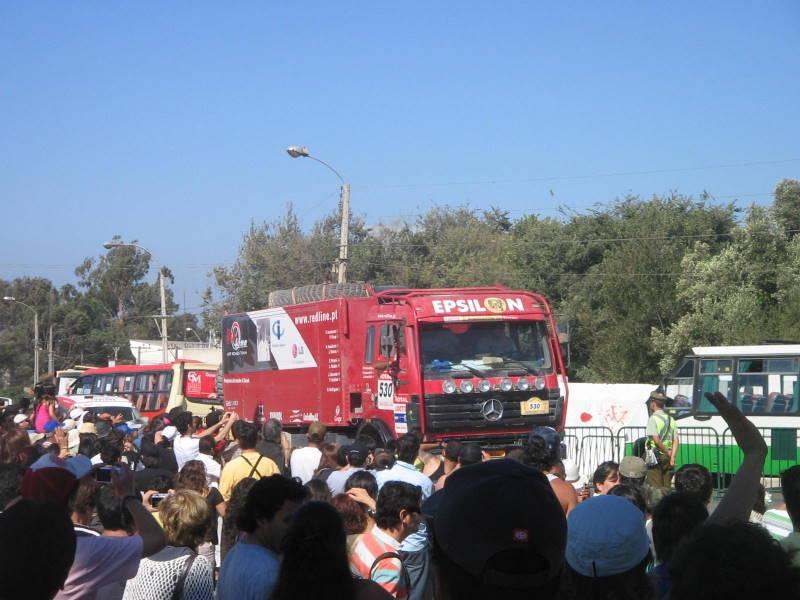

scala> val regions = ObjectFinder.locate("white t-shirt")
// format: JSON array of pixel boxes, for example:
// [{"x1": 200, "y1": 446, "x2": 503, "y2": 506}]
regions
[
  {"x1": 289, "y1": 446, "x2": 322, "y2": 484},
  {"x1": 326, "y1": 467, "x2": 363, "y2": 496},
  {"x1": 173, "y1": 436, "x2": 201, "y2": 472},
  {"x1": 197, "y1": 453, "x2": 222, "y2": 487}
]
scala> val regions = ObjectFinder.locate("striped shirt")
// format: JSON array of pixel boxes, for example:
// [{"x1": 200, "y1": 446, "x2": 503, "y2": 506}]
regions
[{"x1": 350, "y1": 525, "x2": 407, "y2": 599}]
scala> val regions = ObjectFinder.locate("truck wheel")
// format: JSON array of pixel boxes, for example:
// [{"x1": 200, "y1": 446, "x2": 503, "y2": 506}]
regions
[{"x1": 356, "y1": 419, "x2": 393, "y2": 449}]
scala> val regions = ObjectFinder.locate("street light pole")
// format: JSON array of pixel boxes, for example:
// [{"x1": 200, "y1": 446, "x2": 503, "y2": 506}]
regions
[
  {"x1": 3, "y1": 296, "x2": 39, "y2": 385},
  {"x1": 286, "y1": 146, "x2": 350, "y2": 283},
  {"x1": 338, "y1": 183, "x2": 350, "y2": 284},
  {"x1": 102, "y1": 242, "x2": 169, "y2": 363}
]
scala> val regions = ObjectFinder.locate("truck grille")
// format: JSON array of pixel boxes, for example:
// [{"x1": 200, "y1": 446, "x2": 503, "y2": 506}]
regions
[{"x1": 423, "y1": 390, "x2": 559, "y2": 434}]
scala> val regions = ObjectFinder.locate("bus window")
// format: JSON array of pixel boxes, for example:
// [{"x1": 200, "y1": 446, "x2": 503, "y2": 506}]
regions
[
  {"x1": 92, "y1": 377, "x2": 105, "y2": 395},
  {"x1": 73, "y1": 376, "x2": 94, "y2": 395},
  {"x1": 737, "y1": 358, "x2": 800, "y2": 414},
  {"x1": 665, "y1": 358, "x2": 695, "y2": 411},
  {"x1": 697, "y1": 359, "x2": 733, "y2": 413},
  {"x1": 112, "y1": 375, "x2": 126, "y2": 394},
  {"x1": 158, "y1": 372, "x2": 173, "y2": 392},
  {"x1": 133, "y1": 374, "x2": 149, "y2": 411},
  {"x1": 156, "y1": 372, "x2": 172, "y2": 409}
]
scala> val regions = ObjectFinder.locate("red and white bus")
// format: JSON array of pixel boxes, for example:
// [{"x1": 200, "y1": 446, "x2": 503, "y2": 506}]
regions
[{"x1": 60, "y1": 360, "x2": 220, "y2": 419}]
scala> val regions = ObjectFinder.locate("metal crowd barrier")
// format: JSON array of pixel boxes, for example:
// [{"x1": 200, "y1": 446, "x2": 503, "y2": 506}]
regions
[
  {"x1": 721, "y1": 427, "x2": 800, "y2": 481},
  {"x1": 564, "y1": 425, "x2": 725, "y2": 490}
]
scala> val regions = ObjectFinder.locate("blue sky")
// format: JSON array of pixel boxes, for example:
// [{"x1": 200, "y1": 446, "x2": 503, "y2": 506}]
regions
[{"x1": 2, "y1": 2, "x2": 798, "y2": 313}]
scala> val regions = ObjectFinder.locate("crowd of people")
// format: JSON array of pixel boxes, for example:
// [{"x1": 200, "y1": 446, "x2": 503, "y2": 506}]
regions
[{"x1": 2, "y1": 385, "x2": 800, "y2": 600}]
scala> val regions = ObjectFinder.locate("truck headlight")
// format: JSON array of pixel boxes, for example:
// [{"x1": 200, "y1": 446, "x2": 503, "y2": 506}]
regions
[
  {"x1": 460, "y1": 380, "x2": 474, "y2": 394},
  {"x1": 500, "y1": 378, "x2": 513, "y2": 392},
  {"x1": 535, "y1": 378, "x2": 546, "y2": 390},
  {"x1": 443, "y1": 380, "x2": 457, "y2": 394},
  {"x1": 477, "y1": 379, "x2": 492, "y2": 393},
  {"x1": 517, "y1": 377, "x2": 530, "y2": 391}
]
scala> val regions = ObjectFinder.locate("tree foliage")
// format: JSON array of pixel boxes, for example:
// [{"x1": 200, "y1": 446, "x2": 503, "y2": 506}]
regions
[
  {"x1": 4, "y1": 179, "x2": 800, "y2": 388},
  {"x1": 211, "y1": 182, "x2": 800, "y2": 383},
  {"x1": 0, "y1": 238, "x2": 198, "y2": 388}
]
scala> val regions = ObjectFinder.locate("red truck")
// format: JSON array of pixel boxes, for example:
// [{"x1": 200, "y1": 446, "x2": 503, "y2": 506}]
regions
[{"x1": 221, "y1": 284, "x2": 568, "y2": 448}]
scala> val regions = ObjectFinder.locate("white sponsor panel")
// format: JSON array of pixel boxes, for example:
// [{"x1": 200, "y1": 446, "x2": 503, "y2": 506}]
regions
[{"x1": 247, "y1": 308, "x2": 318, "y2": 370}]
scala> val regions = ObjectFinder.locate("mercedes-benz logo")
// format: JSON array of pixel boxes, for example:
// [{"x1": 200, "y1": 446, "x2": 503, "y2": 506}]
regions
[{"x1": 480, "y1": 398, "x2": 504, "y2": 422}]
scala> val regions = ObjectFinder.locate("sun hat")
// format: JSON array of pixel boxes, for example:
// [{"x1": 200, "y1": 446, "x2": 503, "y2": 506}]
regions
[
  {"x1": 13, "y1": 414, "x2": 29, "y2": 425},
  {"x1": 69, "y1": 408, "x2": 87, "y2": 421},
  {"x1": 61, "y1": 419, "x2": 77, "y2": 432},
  {"x1": 562, "y1": 458, "x2": 587, "y2": 489},
  {"x1": 78, "y1": 422, "x2": 96, "y2": 435},
  {"x1": 161, "y1": 425, "x2": 179, "y2": 441},
  {"x1": 565, "y1": 495, "x2": 650, "y2": 577},
  {"x1": 434, "y1": 459, "x2": 566, "y2": 588},
  {"x1": 619, "y1": 456, "x2": 647, "y2": 479}
]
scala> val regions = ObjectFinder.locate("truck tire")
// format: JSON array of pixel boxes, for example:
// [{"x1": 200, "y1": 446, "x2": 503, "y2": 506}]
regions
[{"x1": 356, "y1": 418, "x2": 394, "y2": 449}]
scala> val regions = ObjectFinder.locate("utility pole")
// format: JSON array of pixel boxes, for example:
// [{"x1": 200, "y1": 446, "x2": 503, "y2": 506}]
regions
[
  {"x1": 338, "y1": 183, "x2": 350, "y2": 284},
  {"x1": 48, "y1": 324, "x2": 54, "y2": 374},
  {"x1": 33, "y1": 310, "x2": 39, "y2": 384},
  {"x1": 159, "y1": 267, "x2": 168, "y2": 363}
]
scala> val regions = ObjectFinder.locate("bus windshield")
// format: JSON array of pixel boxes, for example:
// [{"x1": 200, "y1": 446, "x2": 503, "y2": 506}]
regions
[{"x1": 420, "y1": 320, "x2": 552, "y2": 378}]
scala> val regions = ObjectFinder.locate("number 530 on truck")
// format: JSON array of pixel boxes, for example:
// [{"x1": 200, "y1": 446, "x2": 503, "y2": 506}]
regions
[{"x1": 221, "y1": 284, "x2": 568, "y2": 448}]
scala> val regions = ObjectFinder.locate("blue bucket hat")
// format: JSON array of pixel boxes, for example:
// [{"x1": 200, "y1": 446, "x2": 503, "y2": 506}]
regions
[{"x1": 566, "y1": 495, "x2": 650, "y2": 577}]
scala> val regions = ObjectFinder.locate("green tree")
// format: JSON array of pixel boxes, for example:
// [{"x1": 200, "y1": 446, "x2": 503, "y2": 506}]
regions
[
  {"x1": 651, "y1": 205, "x2": 791, "y2": 374},
  {"x1": 773, "y1": 178, "x2": 800, "y2": 238}
]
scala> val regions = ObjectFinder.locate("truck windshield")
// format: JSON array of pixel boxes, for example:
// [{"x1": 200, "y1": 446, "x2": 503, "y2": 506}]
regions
[{"x1": 420, "y1": 320, "x2": 552, "y2": 377}]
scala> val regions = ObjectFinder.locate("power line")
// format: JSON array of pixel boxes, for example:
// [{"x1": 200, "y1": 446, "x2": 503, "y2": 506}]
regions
[{"x1": 357, "y1": 158, "x2": 800, "y2": 190}]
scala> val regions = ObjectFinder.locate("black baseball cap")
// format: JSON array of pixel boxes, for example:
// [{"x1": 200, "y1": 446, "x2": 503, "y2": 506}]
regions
[
  {"x1": 433, "y1": 459, "x2": 566, "y2": 588},
  {"x1": 345, "y1": 441, "x2": 369, "y2": 462},
  {"x1": 527, "y1": 426, "x2": 561, "y2": 454}
]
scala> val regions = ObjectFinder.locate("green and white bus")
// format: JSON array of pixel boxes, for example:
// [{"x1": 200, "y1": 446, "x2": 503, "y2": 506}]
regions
[{"x1": 663, "y1": 345, "x2": 800, "y2": 479}]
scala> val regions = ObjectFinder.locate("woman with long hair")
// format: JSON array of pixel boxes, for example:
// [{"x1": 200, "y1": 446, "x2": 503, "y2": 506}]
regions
[
  {"x1": 271, "y1": 501, "x2": 392, "y2": 600},
  {"x1": 313, "y1": 442, "x2": 342, "y2": 482}
]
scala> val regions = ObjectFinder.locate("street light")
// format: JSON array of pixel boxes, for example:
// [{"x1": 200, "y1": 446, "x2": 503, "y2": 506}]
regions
[
  {"x1": 3, "y1": 296, "x2": 39, "y2": 385},
  {"x1": 185, "y1": 327, "x2": 203, "y2": 343},
  {"x1": 102, "y1": 241, "x2": 169, "y2": 363},
  {"x1": 286, "y1": 146, "x2": 351, "y2": 283}
]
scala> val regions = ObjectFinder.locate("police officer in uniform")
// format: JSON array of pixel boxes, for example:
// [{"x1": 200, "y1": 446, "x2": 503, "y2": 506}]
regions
[{"x1": 645, "y1": 391, "x2": 679, "y2": 488}]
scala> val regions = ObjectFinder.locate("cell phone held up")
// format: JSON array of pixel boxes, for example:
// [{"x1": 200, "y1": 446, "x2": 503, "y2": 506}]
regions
[{"x1": 94, "y1": 466, "x2": 117, "y2": 484}]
